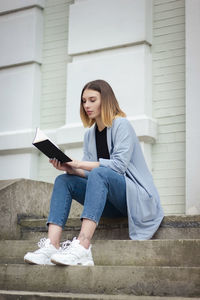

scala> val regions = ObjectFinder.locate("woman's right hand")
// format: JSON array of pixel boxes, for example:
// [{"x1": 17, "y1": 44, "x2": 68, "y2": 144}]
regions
[{"x1": 49, "y1": 158, "x2": 75, "y2": 174}]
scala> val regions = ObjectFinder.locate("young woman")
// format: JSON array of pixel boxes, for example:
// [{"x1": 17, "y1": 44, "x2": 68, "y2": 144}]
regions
[{"x1": 24, "y1": 79, "x2": 164, "y2": 266}]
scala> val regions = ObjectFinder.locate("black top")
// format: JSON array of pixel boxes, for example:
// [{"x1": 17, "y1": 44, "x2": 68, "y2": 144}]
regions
[{"x1": 95, "y1": 126, "x2": 110, "y2": 160}]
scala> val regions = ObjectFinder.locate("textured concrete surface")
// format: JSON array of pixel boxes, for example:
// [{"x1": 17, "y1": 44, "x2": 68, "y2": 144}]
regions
[
  {"x1": 0, "y1": 264, "x2": 200, "y2": 297},
  {"x1": 19, "y1": 215, "x2": 200, "y2": 240},
  {"x1": 0, "y1": 179, "x2": 21, "y2": 190},
  {"x1": 19, "y1": 216, "x2": 129, "y2": 240},
  {"x1": 0, "y1": 179, "x2": 52, "y2": 239},
  {"x1": 0, "y1": 239, "x2": 200, "y2": 267},
  {"x1": 0, "y1": 290, "x2": 199, "y2": 300},
  {"x1": 0, "y1": 179, "x2": 82, "y2": 239}
]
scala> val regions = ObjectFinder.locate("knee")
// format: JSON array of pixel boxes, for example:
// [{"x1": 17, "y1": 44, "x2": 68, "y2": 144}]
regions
[
  {"x1": 54, "y1": 173, "x2": 69, "y2": 186},
  {"x1": 88, "y1": 166, "x2": 109, "y2": 180}
]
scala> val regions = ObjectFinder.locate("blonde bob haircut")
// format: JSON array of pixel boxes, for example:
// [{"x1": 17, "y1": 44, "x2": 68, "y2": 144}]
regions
[{"x1": 80, "y1": 79, "x2": 126, "y2": 128}]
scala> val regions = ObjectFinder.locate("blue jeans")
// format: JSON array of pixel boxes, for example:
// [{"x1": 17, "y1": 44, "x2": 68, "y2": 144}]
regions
[{"x1": 47, "y1": 166, "x2": 127, "y2": 229}]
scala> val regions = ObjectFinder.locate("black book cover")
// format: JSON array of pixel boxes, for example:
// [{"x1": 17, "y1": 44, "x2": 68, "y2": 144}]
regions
[{"x1": 32, "y1": 128, "x2": 72, "y2": 163}]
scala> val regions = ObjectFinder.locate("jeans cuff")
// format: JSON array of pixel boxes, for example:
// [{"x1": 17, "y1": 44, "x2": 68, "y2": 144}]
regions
[
  {"x1": 80, "y1": 214, "x2": 99, "y2": 226},
  {"x1": 46, "y1": 220, "x2": 64, "y2": 230}
]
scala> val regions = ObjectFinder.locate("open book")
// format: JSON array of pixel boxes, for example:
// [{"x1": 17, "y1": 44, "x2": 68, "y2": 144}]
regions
[{"x1": 32, "y1": 128, "x2": 72, "y2": 163}]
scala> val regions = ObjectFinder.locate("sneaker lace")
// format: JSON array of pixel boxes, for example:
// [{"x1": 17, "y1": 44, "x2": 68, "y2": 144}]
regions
[
  {"x1": 37, "y1": 238, "x2": 49, "y2": 249},
  {"x1": 33, "y1": 238, "x2": 52, "y2": 254},
  {"x1": 60, "y1": 237, "x2": 78, "y2": 253},
  {"x1": 60, "y1": 240, "x2": 72, "y2": 252}
]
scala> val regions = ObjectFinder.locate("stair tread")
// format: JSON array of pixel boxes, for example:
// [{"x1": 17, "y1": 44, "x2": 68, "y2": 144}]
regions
[
  {"x1": 0, "y1": 290, "x2": 199, "y2": 300},
  {"x1": 18, "y1": 215, "x2": 200, "y2": 240},
  {"x1": 1, "y1": 239, "x2": 200, "y2": 267},
  {"x1": 2, "y1": 263, "x2": 199, "y2": 268},
  {"x1": 18, "y1": 215, "x2": 200, "y2": 228},
  {"x1": 0, "y1": 264, "x2": 200, "y2": 297}
]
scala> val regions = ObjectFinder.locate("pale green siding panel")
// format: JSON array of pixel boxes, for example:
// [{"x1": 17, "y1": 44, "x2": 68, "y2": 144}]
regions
[
  {"x1": 154, "y1": 98, "x2": 184, "y2": 108},
  {"x1": 46, "y1": 0, "x2": 69, "y2": 6},
  {"x1": 154, "y1": 31, "x2": 185, "y2": 43},
  {"x1": 41, "y1": 99, "x2": 66, "y2": 109},
  {"x1": 154, "y1": 24, "x2": 185, "y2": 36},
  {"x1": 153, "y1": 141, "x2": 184, "y2": 153},
  {"x1": 155, "y1": 0, "x2": 180, "y2": 4},
  {"x1": 153, "y1": 168, "x2": 185, "y2": 179},
  {"x1": 157, "y1": 115, "x2": 185, "y2": 125},
  {"x1": 155, "y1": 106, "x2": 185, "y2": 118},
  {"x1": 43, "y1": 40, "x2": 67, "y2": 50},
  {"x1": 153, "y1": 150, "x2": 185, "y2": 161},
  {"x1": 154, "y1": 89, "x2": 185, "y2": 100},
  {"x1": 158, "y1": 123, "x2": 185, "y2": 133},
  {"x1": 154, "y1": 39, "x2": 185, "y2": 52},
  {"x1": 38, "y1": 0, "x2": 73, "y2": 183},
  {"x1": 154, "y1": 0, "x2": 184, "y2": 12},
  {"x1": 154, "y1": 73, "x2": 185, "y2": 84},
  {"x1": 154, "y1": 7, "x2": 185, "y2": 21},
  {"x1": 153, "y1": 160, "x2": 185, "y2": 170},
  {"x1": 43, "y1": 48, "x2": 69, "y2": 57},
  {"x1": 152, "y1": 0, "x2": 185, "y2": 215},
  {"x1": 154, "y1": 15, "x2": 185, "y2": 28}
]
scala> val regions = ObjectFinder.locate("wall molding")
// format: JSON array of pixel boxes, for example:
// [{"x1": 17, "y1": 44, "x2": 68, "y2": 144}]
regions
[
  {"x1": 0, "y1": 61, "x2": 42, "y2": 71},
  {"x1": 0, "y1": 115, "x2": 158, "y2": 152},
  {"x1": 0, "y1": 0, "x2": 45, "y2": 15},
  {"x1": 70, "y1": 41, "x2": 152, "y2": 57}
]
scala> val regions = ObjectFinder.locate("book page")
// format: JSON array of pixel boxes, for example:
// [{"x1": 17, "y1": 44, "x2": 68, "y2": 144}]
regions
[{"x1": 33, "y1": 128, "x2": 59, "y2": 149}]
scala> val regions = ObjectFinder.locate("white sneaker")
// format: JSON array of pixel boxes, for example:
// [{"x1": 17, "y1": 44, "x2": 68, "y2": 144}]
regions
[
  {"x1": 51, "y1": 237, "x2": 94, "y2": 266},
  {"x1": 24, "y1": 238, "x2": 59, "y2": 265}
]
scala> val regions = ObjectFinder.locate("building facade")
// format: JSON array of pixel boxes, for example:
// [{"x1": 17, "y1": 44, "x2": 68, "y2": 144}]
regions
[{"x1": 0, "y1": 0, "x2": 199, "y2": 215}]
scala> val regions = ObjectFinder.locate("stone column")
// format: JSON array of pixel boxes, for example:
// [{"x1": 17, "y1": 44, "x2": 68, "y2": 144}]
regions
[
  {"x1": 0, "y1": 0, "x2": 44, "y2": 180},
  {"x1": 185, "y1": 0, "x2": 200, "y2": 214}
]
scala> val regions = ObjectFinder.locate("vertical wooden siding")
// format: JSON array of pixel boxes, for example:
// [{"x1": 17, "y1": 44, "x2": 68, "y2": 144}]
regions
[
  {"x1": 38, "y1": 0, "x2": 73, "y2": 183},
  {"x1": 152, "y1": 0, "x2": 185, "y2": 214}
]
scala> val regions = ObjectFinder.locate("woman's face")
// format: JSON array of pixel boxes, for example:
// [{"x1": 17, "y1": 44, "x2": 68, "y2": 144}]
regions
[{"x1": 82, "y1": 89, "x2": 101, "y2": 120}]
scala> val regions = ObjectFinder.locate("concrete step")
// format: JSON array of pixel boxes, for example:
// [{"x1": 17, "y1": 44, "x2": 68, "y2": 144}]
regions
[
  {"x1": 0, "y1": 239, "x2": 200, "y2": 267},
  {"x1": 0, "y1": 264, "x2": 200, "y2": 297},
  {"x1": 18, "y1": 215, "x2": 200, "y2": 240},
  {"x1": 19, "y1": 216, "x2": 129, "y2": 240},
  {"x1": 0, "y1": 179, "x2": 53, "y2": 240},
  {"x1": 0, "y1": 290, "x2": 199, "y2": 300}
]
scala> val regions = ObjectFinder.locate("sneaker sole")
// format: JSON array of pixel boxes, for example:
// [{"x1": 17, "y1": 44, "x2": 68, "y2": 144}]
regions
[
  {"x1": 24, "y1": 258, "x2": 55, "y2": 265},
  {"x1": 51, "y1": 258, "x2": 94, "y2": 266},
  {"x1": 24, "y1": 258, "x2": 37, "y2": 265}
]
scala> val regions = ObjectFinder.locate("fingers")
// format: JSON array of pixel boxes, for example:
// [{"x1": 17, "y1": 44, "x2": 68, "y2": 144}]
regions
[
  {"x1": 49, "y1": 158, "x2": 75, "y2": 174},
  {"x1": 49, "y1": 158, "x2": 62, "y2": 169}
]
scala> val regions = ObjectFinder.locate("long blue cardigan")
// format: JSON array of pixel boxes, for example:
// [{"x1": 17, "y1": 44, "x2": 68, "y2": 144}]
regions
[{"x1": 82, "y1": 117, "x2": 164, "y2": 240}]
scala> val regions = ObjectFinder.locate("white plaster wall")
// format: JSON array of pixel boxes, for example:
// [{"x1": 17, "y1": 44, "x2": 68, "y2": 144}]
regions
[
  {"x1": 185, "y1": 0, "x2": 200, "y2": 214},
  {"x1": 0, "y1": 152, "x2": 38, "y2": 180},
  {"x1": 68, "y1": 0, "x2": 152, "y2": 54},
  {"x1": 66, "y1": 45, "x2": 152, "y2": 125},
  {"x1": 0, "y1": 7, "x2": 43, "y2": 67},
  {"x1": 0, "y1": 4, "x2": 44, "y2": 181},
  {"x1": 0, "y1": 64, "x2": 41, "y2": 132}
]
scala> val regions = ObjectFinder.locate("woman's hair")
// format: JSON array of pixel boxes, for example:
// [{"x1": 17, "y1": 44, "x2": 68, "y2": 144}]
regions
[{"x1": 80, "y1": 79, "x2": 126, "y2": 127}]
